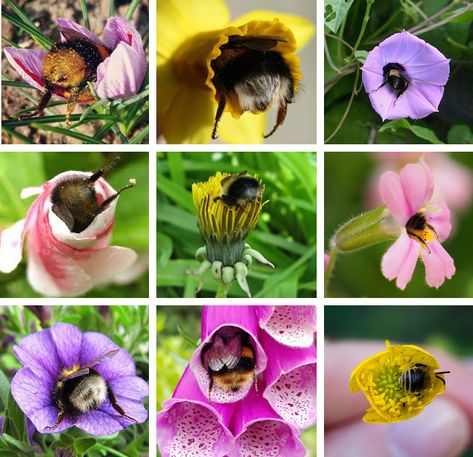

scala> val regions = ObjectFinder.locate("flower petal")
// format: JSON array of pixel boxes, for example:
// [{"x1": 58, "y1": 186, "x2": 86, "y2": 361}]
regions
[
  {"x1": 229, "y1": 11, "x2": 315, "y2": 49},
  {"x1": 30, "y1": 405, "x2": 75, "y2": 434},
  {"x1": 399, "y1": 161, "x2": 434, "y2": 215},
  {"x1": 50, "y1": 323, "x2": 82, "y2": 369},
  {"x1": 217, "y1": 111, "x2": 266, "y2": 144},
  {"x1": 96, "y1": 42, "x2": 146, "y2": 99},
  {"x1": 75, "y1": 409, "x2": 124, "y2": 436},
  {"x1": 361, "y1": 46, "x2": 384, "y2": 93},
  {"x1": 99, "y1": 395, "x2": 148, "y2": 428},
  {"x1": 4, "y1": 47, "x2": 46, "y2": 91},
  {"x1": 0, "y1": 219, "x2": 26, "y2": 273},
  {"x1": 381, "y1": 231, "x2": 420, "y2": 290},
  {"x1": 378, "y1": 31, "x2": 426, "y2": 66},
  {"x1": 157, "y1": 60, "x2": 180, "y2": 114},
  {"x1": 107, "y1": 376, "x2": 149, "y2": 401},
  {"x1": 425, "y1": 201, "x2": 452, "y2": 242},
  {"x1": 157, "y1": 0, "x2": 230, "y2": 61},
  {"x1": 379, "y1": 170, "x2": 411, "y2": 224},
  {"x1": 56, "y1": 18, "x2": 104, "y2": 46},
  {"x1": 421, "y1": 240, "x2": 455, "y2": 288},
  {"x1": 102, "y1": 16, "x2": 144, "y2": 56}
]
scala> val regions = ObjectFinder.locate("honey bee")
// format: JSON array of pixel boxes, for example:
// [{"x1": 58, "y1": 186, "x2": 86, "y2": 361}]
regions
[
  {"x1": 51, "y1": 156, "x2": 135, "y2": 233},
  {"x1": 201, "y1": 326, "x2": 257, "y2": 400},
  {"x1": 399, "y1": 363, "x2": 450, "y2": 395},
  {"x1": 214, "y1": 171, "x2": 263, "y2": 208},
  {"x1": 46, "y1": 349, "x2": 136, "y2": 430},
  {"x1": 19, "y1": 27, "x2": 110, "y2": 125},
  {"x1": 405, "y1": 212, "x2": 437, "y2": 253},
  {"x1": 210, "y1": 35, "x2": 295, "y2": 140},
  {"x1": 376, "y1": 63, "x2": 409, "y2": 102}
]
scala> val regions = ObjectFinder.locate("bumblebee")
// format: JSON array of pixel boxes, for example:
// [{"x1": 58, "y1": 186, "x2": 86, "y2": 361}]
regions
[
  {"x1": 51, "y1": 156, "x2": 135, "y2": 233},
  {"x1": 210, "y1": 35, "x2": 295, "y2": 139},
  {"x1": 214, "y1": 170, "x2": 263, "y2": 208},
  {"x1": 201, "y1": 326, "x2": 257, "y2": 400},
  {"x1": 399, "y1": 363, "x2": 450, "y2": 395},
  {"x1": 377, "y1": 63, "x2": 409, "y2": 101},
  {"x1": 405, "y1": 212, "x2": 437, "y2": 253},
  {"x1": 46, "y1": 349, "x2": 136, "y2": 430},
  {"x1": 19, "y1": 27, "x2": 110, "y2": 125}
]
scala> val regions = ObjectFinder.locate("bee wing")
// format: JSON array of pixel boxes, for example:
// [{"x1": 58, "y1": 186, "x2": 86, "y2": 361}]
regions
[
  {"x1": 59, "y1": 27, "x2": 95, "y2": 43},
  {"x1": 227, "y1": 35, "x2": 286, "y2": 51},
  {"x1": 82, "y1": 349, "x2": 120, "y2": 369},
  {"x1": 206, "y1": 333, "x2": 242, "y2": 371},
  {"x1": 62, "y1": 367, "x2": 90, "y2": 381}
]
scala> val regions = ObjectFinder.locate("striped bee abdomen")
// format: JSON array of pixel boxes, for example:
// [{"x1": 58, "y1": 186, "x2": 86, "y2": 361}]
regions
[{"x1": 399, "y1": 364, "x2": 430, "y2": 394}]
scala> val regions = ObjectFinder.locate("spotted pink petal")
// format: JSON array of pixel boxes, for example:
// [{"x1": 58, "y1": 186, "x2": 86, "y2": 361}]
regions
[
  {"x1": 421, "y1": 240, "x2": 455, "y2": 288},
  {"x1": 381, "y1": 230, "x2": 420, "y2": 290}
]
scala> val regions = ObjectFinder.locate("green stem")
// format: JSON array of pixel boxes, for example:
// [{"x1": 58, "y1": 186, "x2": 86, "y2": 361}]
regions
[
  {"x1": 324, "y1": 248, "x2": 338, "y2": 295},
  {"x1": 215, "y1": 281, "x2": 231, "y2": 298},
  {"x1": 352, "y1": 0, "x2": 374, "y2": 53}
]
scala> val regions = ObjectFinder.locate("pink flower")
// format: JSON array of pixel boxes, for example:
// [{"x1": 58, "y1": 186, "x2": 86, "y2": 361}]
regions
[
  {"x1": 380, "y1": 160, "x2": 455, "y2": 290},
  {"x1": 4, "y1": 16, "x2": 146, "y2": 102},
  {"x1": 0, "y1": 165, "x2": 137, "y2": 296}
]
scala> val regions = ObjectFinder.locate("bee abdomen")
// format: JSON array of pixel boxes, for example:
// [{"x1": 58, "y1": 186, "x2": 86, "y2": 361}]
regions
[{"x1": 399, "y1": 365, "x2": 430, "y2": 393}]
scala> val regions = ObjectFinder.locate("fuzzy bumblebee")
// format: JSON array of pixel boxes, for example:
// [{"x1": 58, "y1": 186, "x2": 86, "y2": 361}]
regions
[{"x1": 350, "y1": 341, "x2": 449, "y2": 423}]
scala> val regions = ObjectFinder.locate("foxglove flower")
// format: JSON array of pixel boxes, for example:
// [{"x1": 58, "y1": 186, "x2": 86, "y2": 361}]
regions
[
  {"x1": 190, "y1": 306, "x2": 267, "y2": 403},
  {"x1": 350, "y1": 340, "x2": 448, "y2": 423},
  {"x1": 380, "y1": 160, "x2": 455, "y2": 289},
  {"x1": 0, "y1": 162, "x2": 138, "y2": 296},
  {"x1": 4, "y1": 16, "x2": 146, "y2": 110},
  {"x1": 157, "y1": 0, "x2": 314, "y2": 143},
  {"x1": 190, "y1": 171, "x2": 274, "y2": 297},
  {"x1": 362, "y1": 31, "x2": 450, "y2": 121},
  {"x1": 10, "y1": 323, "x2": 148, "y2": 435}
]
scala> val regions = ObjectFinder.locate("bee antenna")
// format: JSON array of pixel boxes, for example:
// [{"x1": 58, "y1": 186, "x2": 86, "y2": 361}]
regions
[
  {"x1": 100, "y1": 179, "x2": 136, "y2": 209},
  {"x1": 436, "y1": 371, "x2": 450, "y2": 374},
  {"x1": 88, "y1": 156, "x2": 121, "y2": 183}
]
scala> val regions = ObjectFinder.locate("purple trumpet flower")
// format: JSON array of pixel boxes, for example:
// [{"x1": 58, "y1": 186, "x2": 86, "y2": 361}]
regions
[
  {"x1": 10, "y1": 323, "x2": 148, "y2": 436},
  {"x1": 4, "y1": 16, "x2": 146, "y2": 102},
  {"x1": 362, "y1": 31, "x2": 450, "y2": 121},
  {"x1": 259, "y1": 330, "x2": 316, "y2": 429},
  {"x1": 157, "y1": 366, "x2": 235, "y2": 457},
  {"x1": 255, "y1": 305, "x2": 316, "y2": 347},
  {"x1": 190, "y1": 306, "x2": 267, "y2": 403}
]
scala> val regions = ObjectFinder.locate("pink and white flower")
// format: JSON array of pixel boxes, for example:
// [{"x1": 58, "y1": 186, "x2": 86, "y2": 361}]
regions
[
  {"x1": 4, "y1": 16, "x2": 146, "y2": 102},
  {"x1": 380, "y1": 160, "x2": 455, "y2": 290},
  {"x1": 0, "y1": 170, "x2": 137, "y2": 297}
]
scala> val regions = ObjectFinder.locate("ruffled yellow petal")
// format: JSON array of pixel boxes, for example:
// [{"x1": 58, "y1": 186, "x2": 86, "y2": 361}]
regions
[
  {"x1": 162, "y1": 86, "x2": 216, "y2": 144},
  {"x1": 157, "y1": 0, "x2": 230, "y2": 61},
  {"x1": 229, "y1": 11, "x2": 315, "y2": 50},
  {"x1": 350, "y1": 341, "x2": 448, "y2": 423},
  {"x1": 217, "y1": 111, "x2": 266, "y2": 144},
  {"x1": 157, "y1": 60, "x2": 180, "y2": 115}
]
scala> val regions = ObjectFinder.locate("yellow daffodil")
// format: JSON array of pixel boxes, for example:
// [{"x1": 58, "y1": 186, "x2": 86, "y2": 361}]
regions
[
  {"x1": 157, "y1": 0, "x2": 315, "y2": 144},
  {"x1": 189, "y1": 171, "x2": 274, "y2": 297},
  {"x1": 350, "y1": 341, "x2": 448, "y2": 423}
]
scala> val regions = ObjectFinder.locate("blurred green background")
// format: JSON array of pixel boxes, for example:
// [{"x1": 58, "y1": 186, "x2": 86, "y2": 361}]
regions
[
  {"x1": 0, "y1": 152, "x2": 149, "y2": 297},
  {"x1": 157, "y1": 305, "x2": 316, "y2": 456},
  {"x1": 0, "y1": 305, "x2": 149, "y2": 457},
  {"x1": 325, "y1": 0, "x2": 473, "y2": 144},
  {"x1": 157, "y1": 151, "x2": 316, "y2": 297},
  {"x1": 325, "y1": 152, "x2": 473, "y2": 297}
]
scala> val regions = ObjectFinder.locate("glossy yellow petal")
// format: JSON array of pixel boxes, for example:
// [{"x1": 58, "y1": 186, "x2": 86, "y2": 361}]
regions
[
  {"x1": 162, "y1": 86, "x2": 215, "y2": 144},
  {"x1": 217, "y1": 111, "x2": 266, "y2": 144},
  {"x1": 229, "y1": 11, "x2": 315, "y2": 49},
  {"x1": 157, "y1": 0, "x2": 230, "y2": 60},
  {"x1": 157, "y1": 60, "x2": 180, "y2": 115}
]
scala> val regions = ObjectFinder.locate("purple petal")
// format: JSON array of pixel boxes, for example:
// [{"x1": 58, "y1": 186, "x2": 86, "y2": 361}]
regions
[
  {"x1": 4, "y1": 47, "x2": 47, "y2": 91},
  {"x1": 80, "y1": 332, "x2": 135, "y2": 379},
  {"x1": 99, "y1": 395, "x2": 148, "y2": 427},
  {"x1": 102, "y1": 16, "x2": 144, "y2": 56},
  {"x1": 108, "y1": 375, "x2": 148, "y2": 400},
  {"x1": 256, "y1": 305, "x2": 316, "y2": 348},
  {"x1": 50, "y1": 323, "x2": 82, "y2": 369},
  {"x1": 157, "y1": 367, "x2": 235, "y2": 457},
  {"x1": 30, "y1": 406, "x2": 75, "y2": 434},
  {"x1": 378, "y1": 31, "x2": 426, "y2": 66},
  {"x1": 95, "y1": 42, "x2": 146, "y2": 99},
  {"x1": 13, "y1": 328, "x2": 60, "y2": 380},
  {"x1": 260, "y1": 331, "x2": 316, "y2": 429},
  {"x1": 75, "y1": 409, "x2": 124, "y2": 436},
  {"x1": 232, "y1": 389, "x2": 306, "y2": 457},
  {"x1": 191, "y1": 306, "x2": 267, "y2": 404},
  {"x1": 56, "y1": 18, "x2": 104, "y2": 46}
]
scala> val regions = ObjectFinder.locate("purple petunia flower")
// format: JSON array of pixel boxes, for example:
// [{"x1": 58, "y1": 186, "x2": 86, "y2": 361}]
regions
[
  {"x1": 10, "y1": 323, "x2": 148, "y2": 436},
  {"x1": 362, "y1": 31, "x2": 450, "y2": 121},
  {"x1": 4, "y1": 16, "x2": 146, "y2": 102}
]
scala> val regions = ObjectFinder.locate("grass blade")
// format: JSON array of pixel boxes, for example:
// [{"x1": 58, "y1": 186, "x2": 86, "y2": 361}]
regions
[
  {"x1": 28, "y1": 124, "x2": 106, "y2": 144},
  {"x1": 126, "y1": 0, "x2": 141, "y2": 20},
  {"x1": 3, "y1": 113, "x2": 116, "y2": 128},
  {"x1": 1, "y1": 127, "x2": 34, "y2": 144},
  {"x1": 129, "y1": 126, "x2": 149, "y2": 144},
  {"x1": 80, "y1": 0, "x2": 91, "y2": 30}
]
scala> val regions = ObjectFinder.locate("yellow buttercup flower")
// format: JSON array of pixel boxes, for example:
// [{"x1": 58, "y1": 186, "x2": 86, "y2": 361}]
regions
[
  {"x1": 157, "y1": 0, "x2": 315, "y2": 144},
  {"x1": 350, "y1": 341, "x2": 448, "y2": 423}
]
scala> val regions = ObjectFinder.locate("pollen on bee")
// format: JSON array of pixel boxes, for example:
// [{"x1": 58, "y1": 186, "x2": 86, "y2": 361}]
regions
[
  {"x1": 405, "y1": 212, "x2": 437, "y2": 251},
  {"x1": 61, "y1": 364, "x2": 81, "y2": 377}
]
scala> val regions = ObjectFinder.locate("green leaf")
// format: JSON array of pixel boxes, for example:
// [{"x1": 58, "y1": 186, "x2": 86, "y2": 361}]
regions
[
  {"x1": 379, "y1": 119, "x2": 443, "y2": 144},
  {"x1": 73, "y1": 437, "x2": 97, "y2": 456},
  {"x1": 157, "y1": 232, "x2": 173, "y2": 268},
  {"x1": 447, "y1": 125, "x2": 472, "y2": 144},
  {"x1": 354, "y1": 50, "x2": 368, "y2": 63},
  {"x1": 324, "y1": 0, "x2": 355, "y2": 33},
  {"x1": 0, "y1": 369, "x2": 10, "y2": 411},
  {"x1": 3, "y1": 391, "x2": 27, "y2": 442},
  {"x1": 0, "y1": 434, "x2": 34, "y2": 456}
]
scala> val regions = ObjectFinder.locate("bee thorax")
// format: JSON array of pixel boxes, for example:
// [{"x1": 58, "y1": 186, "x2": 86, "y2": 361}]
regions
[{"x1": 69, "y1": 374, "x2": 107, "y2": 412}]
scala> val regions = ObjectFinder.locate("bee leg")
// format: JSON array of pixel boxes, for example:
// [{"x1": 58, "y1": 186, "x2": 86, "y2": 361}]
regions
[
  {"x1": 65, "y1": 88, "x2": 81, "y2": 127},
  {"x1": 107, "y1": 384, "x2": 138, "y2": 423},
  {"x1": 211, "y1": 94, "x2": 226, "y2": 140},
  {"x1": 425, "y1": 222, "x2": 438, "y2": 238},
  {"x1": 100, "y1": 179, "x2": 137, "y2": 209},
  {"x1": 263, "y1": 101, "x2": 287, "y2": 139},
  {"x1": 45, "y1": 405, "x2": 65, "y2": 431},
  {"x1": 18, "y1": 90, "x2": 52, "y2": 120}
]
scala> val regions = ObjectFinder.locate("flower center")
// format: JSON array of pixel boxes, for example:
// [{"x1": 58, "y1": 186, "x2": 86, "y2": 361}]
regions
[
  {"x1": 61, "y1": 364, "x2": 81, "y2": 378},
  {"x1": 405, "y1": 212, "x2": 437, "y2": 251}
]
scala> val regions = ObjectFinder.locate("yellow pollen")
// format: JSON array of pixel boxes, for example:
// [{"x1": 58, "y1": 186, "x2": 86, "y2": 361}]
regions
[{"x1": 61, "y1": 364, "x2": 81, "y2": 378}]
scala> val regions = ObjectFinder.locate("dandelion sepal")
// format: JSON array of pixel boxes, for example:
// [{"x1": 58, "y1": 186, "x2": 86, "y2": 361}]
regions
[{"x1": 332, "y1": 205, "x2": 400, "y2": 253}]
